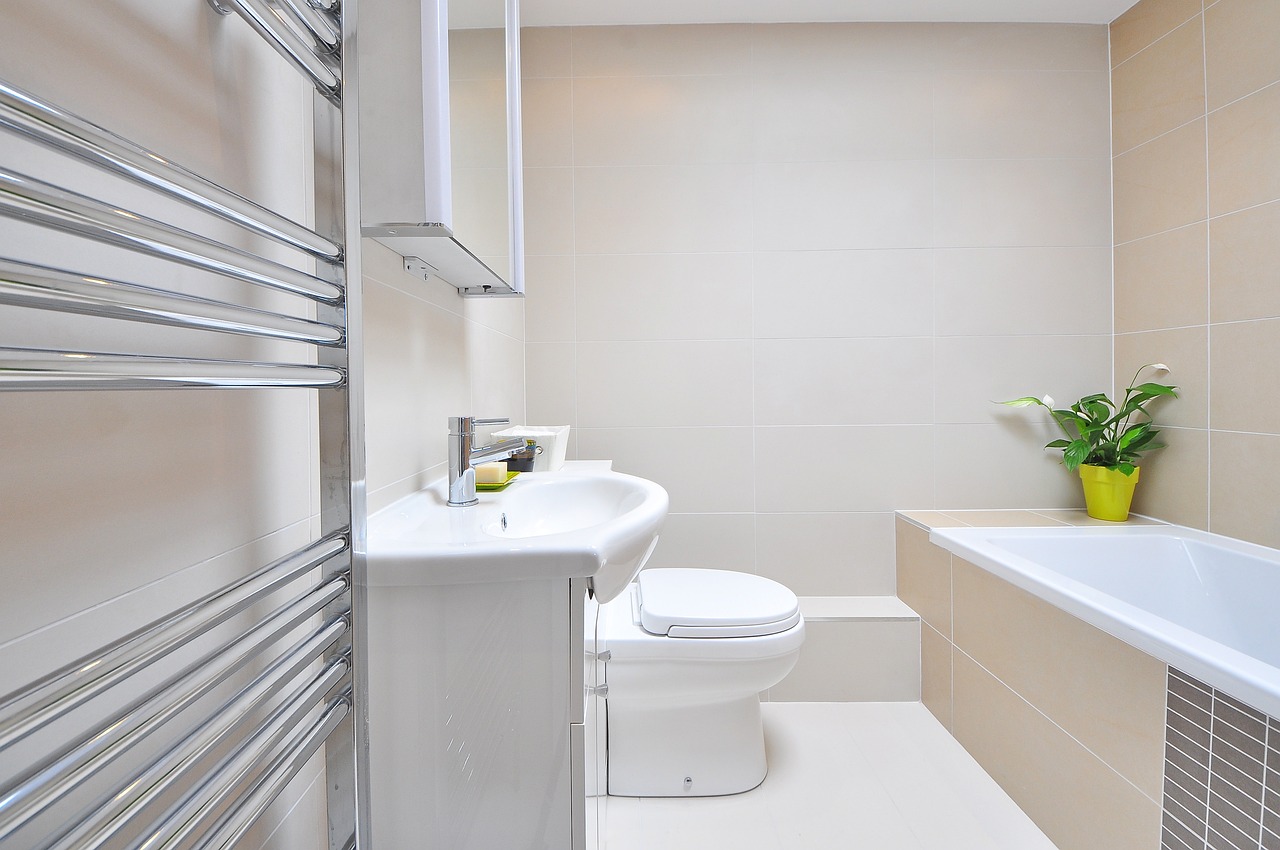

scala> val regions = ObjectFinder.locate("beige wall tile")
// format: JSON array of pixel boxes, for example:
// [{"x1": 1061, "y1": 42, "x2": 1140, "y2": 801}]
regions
[
  {"x1": 931, "y1": 23, "x2": 1109, "y2": 71},
  {"x1": 753, "y1": 160, "x2": 934, "y2": 250},
  {"x1": 752, "y1": 72, "x2": 933, "y2": 162},
  {"x1": 754, "y1": 337, "x2": 934, "y2": 426},
  {"x1": 897, "y1": 510, "x2": 973, "y2": 528},
  {"x1": 755, "y1": 426, "x2": 935, "y2": 513},
  {"x1": 642, "y1": 513, "x2": 756, "y2": 572},
  {"x1": 751, "y1": 23, "x2": 937, "y2": 75},
  {"x1": 1130, "y1": 426, "x2": 1210, "y2": 528},
  {"x1": 757, "y1": 512, "x2": 897, "y2": 596},
  {"x1": 1111, "y1": 18, "x2": 1205, "y2": 154},
  {"x1": 1114, "y1": 118, "x2": 1208, "y2": 244},
  {"x1": 525, "y1": 342, "x2": 576, "y2": 425},
  {"x1": 935, "y1": 70, "x2": 1111, "y2": 159},
  {"x1": 1205, "y1": 0, "x2": 1280, "y2": 110},
  {"x1": 571, "y1": 24, "x2": 753, "y2": 77},
  {"x1": 523, "y1": 166, "x2": 576, "y2": 255},
  {"x1": 895, "y1": 518, "x2": 953, "y2": 637},
  {"x1": 576, "y1": 427, "x2": 756, "y2": 513},
  {"x1": 574, "y1": 164, "x2": 754, "y2": 254},
  {"x1": 951, "y1": 652, "x2": 1164, "y2": 850},
  {"x1": 1114, "y1": 327, "x2": 1208, "y2": 429},
  {"x1": 1210, "y1": 430, "x2": 1280, "y2": 548},
  {"x1": 1211, "y1": 318, "x2": 1280, "y2": 433},
  {"x1": 753, "y1": 250, "x2": 933, "y2": 339},
  {"x1": 769, "y1": 619, "x2": 920, "y2": 702},
  {"x1": 1115, "y1": 223, "x2": 1209, "y2": 332},
  {"x1": 921, "y1": 622, "x2": 952, "y2": 730},
  {"x1": 934, "y1": 159, "x2": 1112, "y2": 248},
  {"x1": 576, "y1": 340, "x2": 752, "y2": 427},
  {"x1": 521, "y1": 77, "x2": 573, "y2": 167},
  {"x1": 521, "y1": 27, "x2": 571, "y2": 78},
  {"x1": 935, "y1": 334, "x2": 1112, "y2": 425},
  {"x1": 365, "y1": 280, "x2": 468, "y2": 496},
  {"x1": 953, "y1": 558, "x2": 1168, "y2": 801},
  {"x1": 467, "y1": 323, "x2": 525, "y2": 422},
  {"x1": 571, "y1": 75, "x2": 754, "y2": 166},
  {"x1": 935, "y1": 248, "x2": 1112, "y2": 336},
  {"x1": 523, "y1": 255, "x2": 575, "y2": 343},
  {"x1": 575, "y1": 253, "x2": 753, "y2": 341},
  {"x1": 1210, "y1": 201, "x2": 1280, "y2": 322},
  {"x1": 1110, "y1": 0, "x2": 1201, "y2": 67},
  {"x1": 934, "y1": 424, "x2": 1086, "y2": 509},
  {"x1": 1208, "y1": 82, "x2": 1280, "y2": 216}
]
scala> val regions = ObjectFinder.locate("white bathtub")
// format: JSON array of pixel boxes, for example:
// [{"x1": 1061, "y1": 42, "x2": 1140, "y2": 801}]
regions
[{"x1": 930, "y1": 523, "x2": 1280, "y2": 718}]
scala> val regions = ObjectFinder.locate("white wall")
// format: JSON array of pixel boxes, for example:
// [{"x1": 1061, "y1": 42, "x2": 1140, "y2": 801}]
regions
[{"x1": 521, "y1": 22, "x2": 1116, "y2": 595}]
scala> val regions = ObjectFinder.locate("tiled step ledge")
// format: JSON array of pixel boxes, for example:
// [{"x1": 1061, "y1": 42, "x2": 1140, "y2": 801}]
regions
[{"x1": 767, "y1": 596, "x2": 920, "y2": 703}]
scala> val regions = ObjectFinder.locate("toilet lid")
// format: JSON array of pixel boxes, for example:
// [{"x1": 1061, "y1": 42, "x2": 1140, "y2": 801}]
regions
[{"x1": 636, "y1": 569, "x2": 801, "y2": 638}]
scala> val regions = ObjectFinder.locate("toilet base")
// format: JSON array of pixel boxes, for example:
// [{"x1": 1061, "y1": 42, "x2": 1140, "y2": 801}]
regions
[{"x1": 606, "y1": 695, "x2": 767, "y2": 797}]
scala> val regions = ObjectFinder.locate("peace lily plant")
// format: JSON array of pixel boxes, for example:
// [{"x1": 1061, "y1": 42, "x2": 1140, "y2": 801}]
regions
[{"x1": 999, "y1": 363, "x2": 1178, "y2": 521}]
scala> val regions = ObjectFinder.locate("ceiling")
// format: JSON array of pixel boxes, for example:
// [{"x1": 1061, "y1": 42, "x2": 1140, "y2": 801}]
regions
[{"x1": 517, "y1": 0, "x2": 1144, "y2": 27}]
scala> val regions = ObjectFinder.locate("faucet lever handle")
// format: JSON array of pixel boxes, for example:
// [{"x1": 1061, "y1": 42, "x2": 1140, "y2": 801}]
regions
[{"x1": 473, "y1": 417, "x2": 510, "y2": 427}]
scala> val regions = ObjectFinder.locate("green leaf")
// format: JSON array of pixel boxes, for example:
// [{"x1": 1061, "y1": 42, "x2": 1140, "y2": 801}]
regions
[
  {"x1": 1044, "y1": 439, "x2": 1071, "y2": 449},
  {"x1": 1116, "y1": 463, "x2": 1136, "y2": 476},
  {"x1": 997, "y1": 397, "x2": 1045, "y2": 407},
  {"x1": 1062, "y1": 440, "x2": 1090, "y2": 471},
  {"x1": 1130, "y1": 382, "x2": 1178, "y2": 397}
]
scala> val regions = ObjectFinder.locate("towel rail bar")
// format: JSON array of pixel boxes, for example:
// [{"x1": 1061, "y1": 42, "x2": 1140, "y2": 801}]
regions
[
  {"x1": 0, "y1": 79, "x2": 341, "y2": 261},
  {"x1": 0, "y1": 259, "x2": 344, "y2": 345},
  {"x1": 276, "y1": 0, "x2": 342, "y2": 51},
  {"x1": 0, "y1": 578, "x2": 349, "y2": 843},
  {"x1": 0, "y1": 169, "x2": 343, "y2": 303},
  {"x1": 37, "y1": 631, "x2": 350, "y2": 850},
  {"x1": 0, "y1": 534, "x2": 347, "y2": 739},
  {"x1": 196, "y1": 697, "x2": 351, "y2": 850},
  {"x1": 144, "y1": 688, "x2": 351, "y2": 850},
  {"x1": 0, "y1": 348, "x2": 345, "y2": 391},
  {"x1": 211, "y1": 0, "x2": 341, "y2": 100}
]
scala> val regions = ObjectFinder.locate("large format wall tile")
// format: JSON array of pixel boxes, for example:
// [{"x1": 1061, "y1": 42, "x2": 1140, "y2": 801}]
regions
[
  {"x1": 1114, "y1": 223, "x2": 1209, "y2": 332},
  {"x1": 1204, "y1": 0, "x2": 1280, "y2": 111},
  {"x1": 953, "y1": 558, "x2": 1168, "y2": 800},
  {"x1": 1110, "y1": 0, "x2": 1201, "y2": 67},
  {"x1": 1111, "y1": 18, "x2": 1205, "y2": 154},
  {"x1": 1208, "y1": 82, "x2": 1280, "y2": 217},
  {"x1": 1210, "y1": 201, "x2": 1280, "y2": 323},
  {"x1": 952, "y1": 652, "x2": 1164, "y2": 850},
  {"x1": 1114, "y1": 118, "x2": 1208, "y2": 244}
]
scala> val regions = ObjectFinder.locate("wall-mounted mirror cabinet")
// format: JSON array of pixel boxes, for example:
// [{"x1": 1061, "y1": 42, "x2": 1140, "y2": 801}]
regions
[{"x1": 358, "y1": 0, "x2": 524, "y2": 296}]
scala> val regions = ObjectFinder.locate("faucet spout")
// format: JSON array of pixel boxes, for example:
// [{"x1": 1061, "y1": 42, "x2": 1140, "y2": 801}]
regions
[{"x1": 447, "y1": 416, "x2": 523, "y2": 506}]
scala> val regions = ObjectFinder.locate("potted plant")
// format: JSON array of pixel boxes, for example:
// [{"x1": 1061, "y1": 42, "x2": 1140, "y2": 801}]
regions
[{"x1": 999, "y1": 364, "x2": 1178, "y2": 521}]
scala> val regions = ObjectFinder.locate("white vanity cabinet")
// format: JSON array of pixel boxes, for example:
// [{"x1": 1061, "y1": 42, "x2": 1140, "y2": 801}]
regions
[{"x1": 367, "y1": 576, "x2": 600, "y2": 850}]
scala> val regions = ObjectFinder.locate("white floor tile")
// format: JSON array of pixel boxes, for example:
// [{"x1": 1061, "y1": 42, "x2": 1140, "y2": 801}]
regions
[{"x1": 602, "y1": 702, "x2": 1058, "y2": 850}]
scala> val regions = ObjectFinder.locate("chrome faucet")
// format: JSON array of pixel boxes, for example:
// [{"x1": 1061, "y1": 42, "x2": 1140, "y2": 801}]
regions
[{"x1": 447, "y1": 416, "x2": 527, "y2": 506}]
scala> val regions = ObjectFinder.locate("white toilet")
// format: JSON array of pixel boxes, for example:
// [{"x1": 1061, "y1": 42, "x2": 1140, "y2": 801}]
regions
[{"x1": 598, "y1": 568, "x2": 806, "y2": 797}]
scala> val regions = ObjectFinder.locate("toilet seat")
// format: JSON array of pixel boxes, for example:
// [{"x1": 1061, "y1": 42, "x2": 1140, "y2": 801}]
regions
[{"x1": 636, "y1": 569, "x2": 801, "y2": 638}]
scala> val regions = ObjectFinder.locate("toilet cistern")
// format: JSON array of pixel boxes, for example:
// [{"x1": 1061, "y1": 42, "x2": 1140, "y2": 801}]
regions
[{"x1": 447, "y1": 415, "x2": 528, "y2": 507}]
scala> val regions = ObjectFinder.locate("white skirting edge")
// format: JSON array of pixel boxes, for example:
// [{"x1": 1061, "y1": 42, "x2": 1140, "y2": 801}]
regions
[{"x1": 798, "y1": 596, "x2": 918, "y2": 623}]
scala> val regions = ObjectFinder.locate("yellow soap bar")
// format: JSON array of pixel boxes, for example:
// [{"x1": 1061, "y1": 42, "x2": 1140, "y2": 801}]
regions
[{"x1": 475, "y1": 461, "x2": 508, "y2": 484}]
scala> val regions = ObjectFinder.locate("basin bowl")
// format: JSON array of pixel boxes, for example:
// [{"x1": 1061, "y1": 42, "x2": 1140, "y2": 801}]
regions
[{"x1": 367, "y1": 467, "x2": 669, "y2": 603}]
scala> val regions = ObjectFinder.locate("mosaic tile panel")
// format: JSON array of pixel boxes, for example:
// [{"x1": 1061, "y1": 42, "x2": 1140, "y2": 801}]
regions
[{"x1": 1162, "y1": 669, "x2": 1280, "y2": 850}]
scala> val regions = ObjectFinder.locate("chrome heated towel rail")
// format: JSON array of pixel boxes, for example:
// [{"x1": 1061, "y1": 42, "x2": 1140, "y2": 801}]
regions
[{"x1": 0, "y1": 1, "x2": 368, "y2": 848}]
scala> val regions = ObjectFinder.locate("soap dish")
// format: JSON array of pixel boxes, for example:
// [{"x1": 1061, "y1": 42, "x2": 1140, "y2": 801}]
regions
[{"x1": 476, "y1": 471, "x2": 520, "y2": 491}]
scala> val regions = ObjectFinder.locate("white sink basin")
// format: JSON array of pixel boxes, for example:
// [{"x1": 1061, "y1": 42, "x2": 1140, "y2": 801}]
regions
[{"x1": 367, "y1": 466, "x2": 669, "y2": 603}]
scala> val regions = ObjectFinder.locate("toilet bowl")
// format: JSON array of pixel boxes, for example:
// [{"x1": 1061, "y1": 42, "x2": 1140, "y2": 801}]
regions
[{"x1": 598, "y1": 568, "x2": 805, "y2": 797}]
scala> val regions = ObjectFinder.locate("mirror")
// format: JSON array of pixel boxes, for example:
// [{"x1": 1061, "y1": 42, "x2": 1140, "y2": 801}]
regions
[
  {"x1": 447, "y1": 0, "x2": 524, "y2": 295},
  {"x1": 358, "y1": 0, "x2": 524, "y2": 296}
]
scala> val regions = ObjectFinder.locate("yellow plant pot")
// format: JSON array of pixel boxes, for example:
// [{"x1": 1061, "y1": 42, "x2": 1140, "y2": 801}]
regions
[{"x1": 1079, "y1": 464, "x2": 1140, "y2": 522}]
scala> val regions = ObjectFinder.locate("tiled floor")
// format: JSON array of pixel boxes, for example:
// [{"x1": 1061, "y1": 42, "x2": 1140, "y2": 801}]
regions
[{"x1": 603, "y1": 702, "x2": 1059, "y2": 850}]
